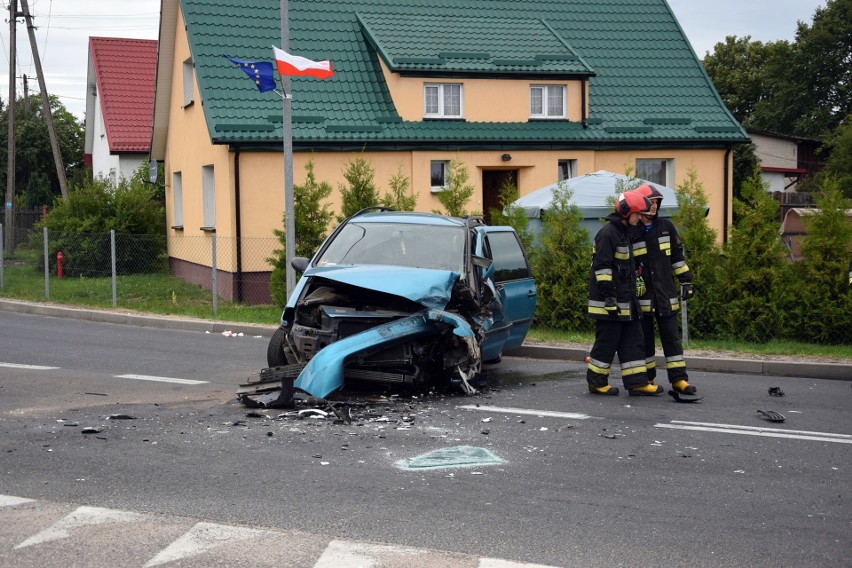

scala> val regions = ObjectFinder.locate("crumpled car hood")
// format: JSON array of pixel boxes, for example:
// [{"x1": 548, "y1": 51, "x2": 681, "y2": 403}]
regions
[{"x1": 302, "y1": 265, "x2": 459, "y2": 309}]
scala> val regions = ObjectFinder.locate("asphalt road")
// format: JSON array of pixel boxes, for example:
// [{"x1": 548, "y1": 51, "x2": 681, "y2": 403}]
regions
[{"x1": 1, "y1": 312, "x2": 850, "y2": 568}]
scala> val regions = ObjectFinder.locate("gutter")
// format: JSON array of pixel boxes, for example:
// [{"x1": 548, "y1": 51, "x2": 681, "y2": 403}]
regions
[
  {"x1": 234, "y1": 147, "x2": 243, "y2": 302},
  {"x1": 724, "y1": 145, "x2": 732, "y2": 243}
]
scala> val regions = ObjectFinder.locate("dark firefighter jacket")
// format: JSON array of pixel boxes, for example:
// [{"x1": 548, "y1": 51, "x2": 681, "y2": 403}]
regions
[
  {"x1": 632, "y1": 217, "x2": 691, "y2": 316},
  {"x1": 587, "y1": 213, "x2": 642, "y2": 321}
]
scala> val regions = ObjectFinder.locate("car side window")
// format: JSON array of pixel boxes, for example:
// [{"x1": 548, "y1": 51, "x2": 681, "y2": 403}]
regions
[{"x1": 485, "y1": 232, "x2": 531, "y2": 282}]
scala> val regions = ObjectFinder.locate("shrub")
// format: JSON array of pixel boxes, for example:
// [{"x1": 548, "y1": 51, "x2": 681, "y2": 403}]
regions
[
  {"x1": 671, "y1": 168, "x2": 725, "y2": 338},
  {"x1": 433, "y1": 158, "x2": 474, "y2": 217},
  {"x1": 529, "y1": 182, "x2": 591, "y2": 331},
  {"x1": 379, "y1": 164, "x2": 417, "y2": 211},
  {"x1": 38, "y1": 170, "x2": 165, "y2": 276},
  {"x1": 337, "y1": 153, "x2": 379, "y2": 222},
  {"x1": 784, "y1": 177, "x2": 852, "y2": 344},
  {"x1": 721, "y1": 171, "x2": 790, "y2": 342},
  {"x1": 268, "y1": 159, "x2": 334, "y2": 306}
]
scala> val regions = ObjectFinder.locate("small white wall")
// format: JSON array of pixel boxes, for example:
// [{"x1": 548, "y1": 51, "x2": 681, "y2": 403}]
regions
[{"x1": 90, "y1": 94, "x2": 145, "y2": 183}]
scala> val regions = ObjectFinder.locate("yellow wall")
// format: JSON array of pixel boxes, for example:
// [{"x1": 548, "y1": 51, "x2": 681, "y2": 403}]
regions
[{"x1": 380, "y1": 59, "x2": 587, "y2": 122}]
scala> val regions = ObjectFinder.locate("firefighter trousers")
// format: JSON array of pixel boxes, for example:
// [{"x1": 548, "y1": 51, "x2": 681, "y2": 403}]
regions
[
  {"x1": 586, "y1": 318, "x2": 648, "y2": 389},
  {"x1": 641, "y1": 313, "x2": 688, "y2": 383}
]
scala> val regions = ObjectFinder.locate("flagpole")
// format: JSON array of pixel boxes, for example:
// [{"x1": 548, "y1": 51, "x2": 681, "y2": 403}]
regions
[{"x1": 280, "y1": 0, "x2": 296, "y2": 299}]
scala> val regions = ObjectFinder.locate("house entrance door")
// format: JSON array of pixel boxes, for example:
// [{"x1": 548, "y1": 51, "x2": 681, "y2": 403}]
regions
[{"x1": 482, "y1": 170, "x2": 517, "y2": 225}]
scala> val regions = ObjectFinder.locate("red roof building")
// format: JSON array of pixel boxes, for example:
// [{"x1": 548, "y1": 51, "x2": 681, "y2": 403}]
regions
[{"x1": 84, "y1": 37, "x2": 158, "y2": 182}]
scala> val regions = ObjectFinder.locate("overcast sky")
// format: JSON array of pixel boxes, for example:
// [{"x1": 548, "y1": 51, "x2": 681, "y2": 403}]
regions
[{"x1": 0, "y1": 0, "x2": 828, "y2": 123}]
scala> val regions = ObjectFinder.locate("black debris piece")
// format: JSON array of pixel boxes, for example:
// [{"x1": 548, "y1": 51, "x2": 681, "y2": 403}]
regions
[
  {"x1": 757, "y1": 409, "x2": 785, "y2": 423},
  {"x1": 81, "y1": 427, "x2": 101, "y2": 434},
  {"x1": 107, "y1": 414, "x2": 136, "y2": 420},
  {"x1": 668, "y1": 390, "x2": 703, "y2": 403},
  {"x1": 768, "y1": 387, "x2": 785, "y2": 397}
]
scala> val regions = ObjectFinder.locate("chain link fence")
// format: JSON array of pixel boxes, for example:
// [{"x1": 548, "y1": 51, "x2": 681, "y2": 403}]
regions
[{"x1": 1, "y1": 223, "x2": 281, "y2": 317}]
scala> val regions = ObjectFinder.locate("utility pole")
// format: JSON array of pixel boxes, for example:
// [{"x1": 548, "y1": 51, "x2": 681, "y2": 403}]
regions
[
  {"x1": 20, "y1": 0, "x2": 68, "y2": 200},
  {"x1": 4, "y1": 0, "x2": 19, "y2": 254},
  {"x1": 280, "y1": 0, "x2": 295, "y2": 298}
]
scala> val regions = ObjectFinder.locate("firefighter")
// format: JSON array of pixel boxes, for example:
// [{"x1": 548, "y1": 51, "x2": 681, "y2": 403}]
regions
[
  {"x1": 586, "y1": 190, "x2": 663, "y2": 396},
  {"x1": 632, "y1": 183, "x2": 697, "y2": 396}
]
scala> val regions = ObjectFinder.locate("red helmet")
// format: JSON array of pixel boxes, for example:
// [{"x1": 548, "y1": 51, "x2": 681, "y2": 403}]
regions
[
  {"x1": 615, "y1": 191, "x2": 652, "y2": 219},
  {"x1": 635, "y1": 183, "x2": 664, "y2": 202}
]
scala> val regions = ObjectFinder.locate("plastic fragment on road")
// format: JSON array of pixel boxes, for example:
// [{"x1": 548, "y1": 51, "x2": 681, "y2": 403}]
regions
[
  {"x1": 768, "y1": 387, "x2": 785, "y2": 397},
  {"x1": 757, "y1": 409, "x2": 785, "y2": 422}
]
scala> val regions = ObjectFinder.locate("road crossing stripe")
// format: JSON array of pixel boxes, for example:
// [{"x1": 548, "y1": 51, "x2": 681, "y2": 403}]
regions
[
  {"x1": 15, "y1": 506, "x2": 145, "y2": 549},
  {"x1": 0, "y1": 362, "x2": 59, "y2": 370},
  {"x1": 0, "y1": 494, "x2": 564, "y2": 567},
  {"x1": 144, "y1": 522, "x2": 277, "y2": 567},
  {"x1": 0, "y1": 495, "x2": 34, "y2": 507},
  {"x1": 458, "y1": 405, "x2": 592, "y2": 420},
  {"x1": 655, "y1": 421, "x2": 852, "y2": 444},
  {"x1": 114, "y1": 374, "x2": 208, "y2": 385}
]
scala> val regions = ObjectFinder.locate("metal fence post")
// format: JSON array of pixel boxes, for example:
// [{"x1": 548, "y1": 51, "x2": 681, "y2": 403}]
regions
[
  {"x1": 0, "y1": 223, "x2": 4, "y2": 289},
  {"x1": 43, "y1": 226, "x2": 49, "y2": 299},
  {"x1": 111, "y1": 229, "x2": 117, "y2": 306},
  {"x1": 211, "y1": 233, "x2": 218, "y2": 317}
]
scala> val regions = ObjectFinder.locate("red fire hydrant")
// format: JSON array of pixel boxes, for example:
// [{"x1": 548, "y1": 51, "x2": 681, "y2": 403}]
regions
[{"x1": 57, "y1": 251, "x2": 64, "y2": 279}]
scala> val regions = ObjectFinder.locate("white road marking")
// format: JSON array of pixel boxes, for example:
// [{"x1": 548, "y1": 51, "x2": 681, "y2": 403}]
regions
[
  {"x1": 314, "y1": 539, "x2": 428, "y2": 567},
  {"x1": 656, "y1": 420, "x2": 852, "y2": 444},
  {"x1": 15, "y1": 506, "x2": 145, "y2": 549},
  {"x1": 114, "y1": 374, "x2": 208, "y2": 385},
  {"x1": 0, "y1": 362, "x2": 59, "y2": 370},
  {"x1": 458, "y1": 404, "x2": 591, "y2": 420},
  {"x1": 0, "y1": 494, "x2": 35, "y2": 508},
  {"x1": 144, "y1": 522, "x2": 277, "y2": 567},
  {"x1": 480, "y1": 558, "x2": 562, "y2": 568}
]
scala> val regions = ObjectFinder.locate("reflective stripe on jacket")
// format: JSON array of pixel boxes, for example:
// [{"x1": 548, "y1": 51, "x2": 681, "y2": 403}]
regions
[
  {"x1": 632, "y1": 217, "x2": 691, "y2": 316},
  {"x1": 587, "y1": 214, "x2": 642, "y2": 321}
]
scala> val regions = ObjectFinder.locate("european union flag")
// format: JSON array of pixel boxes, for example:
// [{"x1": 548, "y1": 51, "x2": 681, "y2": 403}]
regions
[{"x1": 225, "y1": 56, "x2": 276, "y2": 93}]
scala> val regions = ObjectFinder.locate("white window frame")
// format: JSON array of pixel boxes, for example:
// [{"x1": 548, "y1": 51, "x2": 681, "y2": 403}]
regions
[
  {"x1": 557, "y1": 159, "x2": 577, "y2": 182},
  {"x1": 172, "y1": 171, "x2": 184, "y2": 228},
  {"x1": 424, "y1": 83, "x2": 463, "y2": 119},
  {"x1": 430, "y1": 160, "x2": 450, "y2": 192},
  {"x1": 182, "y1": 58, "x2": 195, "y2": 107},
  {"x1": 201, "y1": 165, "x2": 215, "y2": 229},
  {"x1": 636, "y1": 158, "x2": 674, "y2": 187},
  {"x1": 530, "y1": 85, "x2": 566, "y2": 119}
]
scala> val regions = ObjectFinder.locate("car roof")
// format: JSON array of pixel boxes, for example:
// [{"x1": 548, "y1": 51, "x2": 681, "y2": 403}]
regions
[{"x1": 351, "y1": 211, "x2": 470, "y2": 227}]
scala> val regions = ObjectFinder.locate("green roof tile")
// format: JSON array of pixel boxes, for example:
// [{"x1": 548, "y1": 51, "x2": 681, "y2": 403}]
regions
[{"x1": 181, "y1": 0, "x2": 746, "y2": 147}]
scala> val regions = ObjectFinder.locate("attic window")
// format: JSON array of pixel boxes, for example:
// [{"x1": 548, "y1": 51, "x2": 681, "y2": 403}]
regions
[
  {"x1": 530, "y1": 85, "x2": 565, "y2": 119},
  {"x1": 424, "y1": 84, "x2": 463, "y2": 119}
]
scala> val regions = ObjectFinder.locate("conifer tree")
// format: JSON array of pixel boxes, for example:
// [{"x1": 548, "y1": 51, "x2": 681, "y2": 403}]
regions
[
  {"x1": 529, "y1": 183, "x2": 591, "y2": 331},
  {"x1": 671, "y1": 168, "x2": 725, "y2": 338},
  {"x1": 379, "y1": 164, "x2": 417, "y2": 211},
  {"x1": 268, "y1": 159, "x2": 333, "y2": 306},
  {"x1": 722, "y1": 171, "x2": 789, "y2": 342},
  {"x1": 337, "y1": 154, "x2": 379, "y2": 222},
  {"x1": 785, "y1": 177, "x2": 852, "y2": 344}
]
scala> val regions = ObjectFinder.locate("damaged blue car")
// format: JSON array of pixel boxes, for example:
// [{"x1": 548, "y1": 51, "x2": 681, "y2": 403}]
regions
[{"x1": 239, "y1": 209, "x2": 536, "y2": 405}]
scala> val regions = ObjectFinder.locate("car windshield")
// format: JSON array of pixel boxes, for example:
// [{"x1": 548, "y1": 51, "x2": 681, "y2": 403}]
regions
[{"x1": 315, "y1": 222, "x2": 465, "y2": 273}]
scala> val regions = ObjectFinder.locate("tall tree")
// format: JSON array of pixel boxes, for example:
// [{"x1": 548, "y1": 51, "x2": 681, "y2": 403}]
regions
[{"x1": 10, "y1": 94, "x2": 84, "y2": 204}]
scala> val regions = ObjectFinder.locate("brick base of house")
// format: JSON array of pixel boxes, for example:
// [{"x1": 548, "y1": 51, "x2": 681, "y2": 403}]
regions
[{"x1": 169, "y1": 257, "x2": 273, "y2": 305}]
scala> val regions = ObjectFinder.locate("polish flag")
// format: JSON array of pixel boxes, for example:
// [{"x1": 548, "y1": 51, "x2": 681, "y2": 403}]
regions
[{"x1": 272, "y1": 46, "x2": 333, "y2": 79}]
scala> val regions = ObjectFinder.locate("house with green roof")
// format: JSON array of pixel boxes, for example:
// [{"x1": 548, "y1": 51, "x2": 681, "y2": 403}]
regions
[{"x1": 150, "y1": 0, "x2": 747, "y2": 303}]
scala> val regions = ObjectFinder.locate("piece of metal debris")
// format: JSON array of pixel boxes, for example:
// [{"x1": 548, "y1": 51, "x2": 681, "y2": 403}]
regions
[
  {"x1": 81, "y1": 427, "x2": 101, "y2": 434},
  {"x1": 107, "y1": 414, "x2": 136, "y2": 420},
  {"x1": 757, "y1": 409, "x2": 785, "y2": 423},
  {"x1": 768, "y1": 387, "x2": 785, "y2": 397},
  {"x1": 298, "y1": 409, "x2": 329, "y2": 419},
  {"x1": 668, "y1": 390, "x2": 703, "y2": 403}
]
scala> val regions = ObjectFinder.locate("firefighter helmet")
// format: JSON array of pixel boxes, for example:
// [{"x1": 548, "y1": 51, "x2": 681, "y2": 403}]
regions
[
  {"x1": 615, "y1": 191, "x2": 652, "y2": 219},
  {"x1": 635, "y1": 183, "x2": 664, "y2": 203}
]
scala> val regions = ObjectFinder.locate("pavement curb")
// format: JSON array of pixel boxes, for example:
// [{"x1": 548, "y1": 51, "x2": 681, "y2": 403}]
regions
[{"x1": 3, "y1": 299, "x2": 850, "y2": 381}]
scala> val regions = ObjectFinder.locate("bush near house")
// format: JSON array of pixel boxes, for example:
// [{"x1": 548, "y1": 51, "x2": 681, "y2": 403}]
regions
[{"x1": 34, "y1": 163, "x2": 165, "y2": 277}]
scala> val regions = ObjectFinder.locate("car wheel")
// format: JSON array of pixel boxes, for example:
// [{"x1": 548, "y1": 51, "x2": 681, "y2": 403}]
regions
[{"x1": 267, "y1": 326, "x2": 289, "y2": 367}]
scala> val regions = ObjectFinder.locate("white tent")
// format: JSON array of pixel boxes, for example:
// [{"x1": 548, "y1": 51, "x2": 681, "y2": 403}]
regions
[{"x1": 511, "y1": 170, "x2": 684, "y2": 240}]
